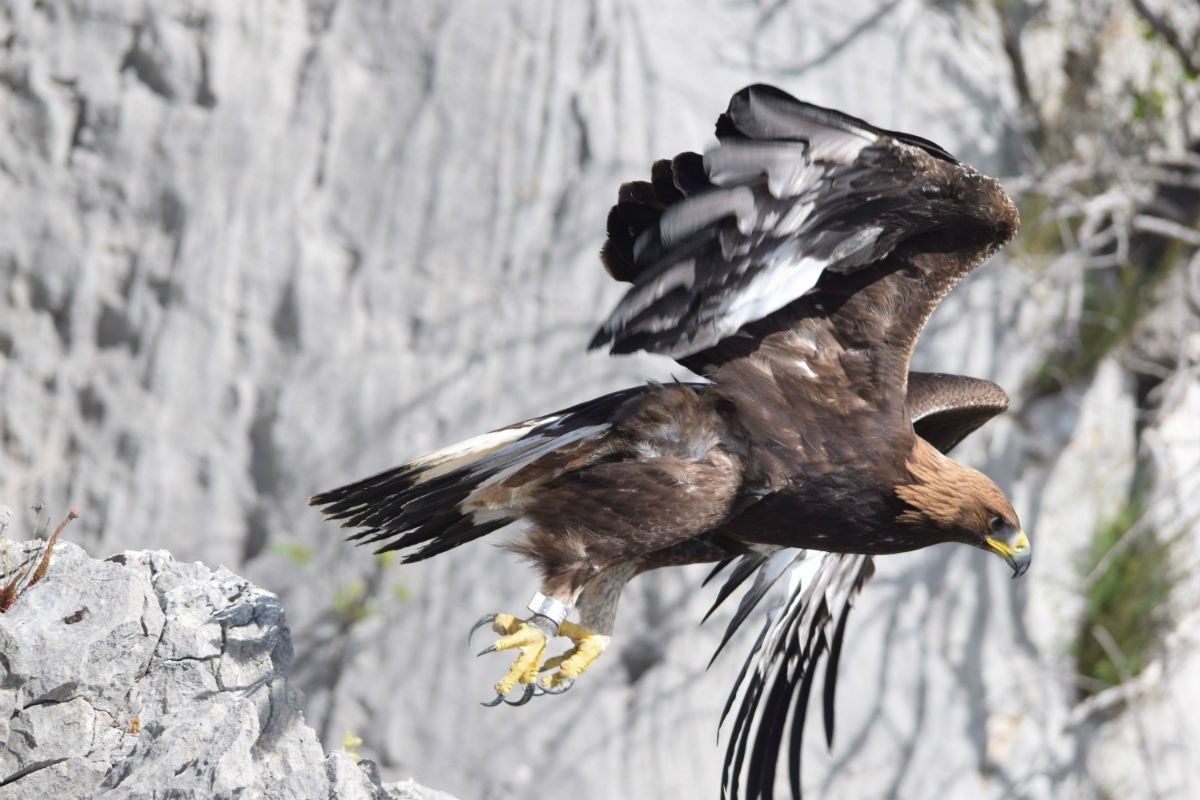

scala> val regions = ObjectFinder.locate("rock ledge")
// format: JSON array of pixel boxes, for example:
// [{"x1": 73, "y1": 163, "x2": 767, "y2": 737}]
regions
[{"x1": 0, "y1": 539, "x2": 453, "y2": 800}]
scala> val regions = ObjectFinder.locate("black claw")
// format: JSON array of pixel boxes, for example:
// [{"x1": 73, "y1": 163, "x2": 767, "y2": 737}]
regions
[
  {"x1": 539, "y1": 677, "x2": 575, "y2": 695},
  {"x1": 480, "y1": 684, "x2": 535, "y2": 707},
  {"x1": 504, "y1": 684, "x2": 535, "y2": 706},
  {"x1": 476, "y1": 644, "x2": 498, "y2": 657},
  {"x1": 468, "y1": 614, "x2": 498, "y2": 646}
]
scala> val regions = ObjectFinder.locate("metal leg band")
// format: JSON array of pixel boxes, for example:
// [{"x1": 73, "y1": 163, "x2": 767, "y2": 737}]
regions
[{"x1": 526, "y1": 591, "x2": 569, "y2": 629}]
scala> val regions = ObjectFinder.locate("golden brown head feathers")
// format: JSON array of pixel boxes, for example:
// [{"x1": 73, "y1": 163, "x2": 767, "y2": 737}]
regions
[{"x1": 895, "y1": 437, "x2": 1021, "y2": 547}]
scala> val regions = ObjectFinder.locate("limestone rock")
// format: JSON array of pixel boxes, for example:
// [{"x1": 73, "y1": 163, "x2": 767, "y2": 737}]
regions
[{"x1": 0, "y1": 539, "x2": 449, "y2": 800}]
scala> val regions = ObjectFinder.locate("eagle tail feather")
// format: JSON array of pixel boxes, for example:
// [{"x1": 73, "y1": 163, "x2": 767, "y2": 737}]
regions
[
  {"x1": 708, "y1": 548, "x2": 803, "y2": 665},
  {"x1": 719, "y1": 552, "x2": 874, "y2": 800},
  {"x1": 702, "y1": 553, "x2": 767, "y2": 625},
  {"x1": 702, "y1": 556, "x2": 739, "y2": 587}
]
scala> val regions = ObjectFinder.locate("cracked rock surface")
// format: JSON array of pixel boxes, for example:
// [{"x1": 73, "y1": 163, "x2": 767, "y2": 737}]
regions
[{"x1": 0, "y1": 539, "x2": 453, "y2": 800}]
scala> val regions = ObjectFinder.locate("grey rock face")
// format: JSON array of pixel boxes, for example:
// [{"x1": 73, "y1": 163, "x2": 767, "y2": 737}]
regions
[{"x1": 0, "y1": 539, "x2": 444, "y2": 800}]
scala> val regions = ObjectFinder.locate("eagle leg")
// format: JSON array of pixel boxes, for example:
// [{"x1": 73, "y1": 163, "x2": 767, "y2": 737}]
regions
[
  {"x1": 472, "y1": 568, "x2": 629, "y2": 701},
  {"x1": 538, "y1": 619, "x2": 610, "y2": 693},
  {"x1": 475, "y1": 612, "x2": 560, "y2": 699},
  {"x1": 535, "y1": 564, "x2": 633, "y2": 693}
]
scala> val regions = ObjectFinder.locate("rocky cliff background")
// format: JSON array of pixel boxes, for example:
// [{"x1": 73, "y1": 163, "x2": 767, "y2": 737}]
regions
[{"x1": 3, "y1": 0, "x2": 1199, "y2": 798}]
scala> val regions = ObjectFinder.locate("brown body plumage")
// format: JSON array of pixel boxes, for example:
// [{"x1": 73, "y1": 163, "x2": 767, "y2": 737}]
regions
[{"x1": 312, "y1": 85, "x2": 1030, "y2": 800}]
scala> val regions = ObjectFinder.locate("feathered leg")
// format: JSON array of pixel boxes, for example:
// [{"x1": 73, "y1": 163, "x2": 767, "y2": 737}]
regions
[
  {"x1": 539, "y1": 563, "x2": 636, "y2": 692},
  {"x1": 471, "y1": 563, "x2": 640, "y2": 702}
]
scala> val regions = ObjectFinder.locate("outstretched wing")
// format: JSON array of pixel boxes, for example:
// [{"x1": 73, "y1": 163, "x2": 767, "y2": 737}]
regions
[
  {"x1": 593, "y1": 84, "x2": 1017, "y2": 391},
  {"x1": 713, "y1": 371, "x2": 1010, "y2": 800}
]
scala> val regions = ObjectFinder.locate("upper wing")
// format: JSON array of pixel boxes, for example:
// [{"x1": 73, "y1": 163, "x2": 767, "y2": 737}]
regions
[
  {"x1": 908, "y1": 371, "x2": 1010, "y2": 452},
  {"x1": 592, "y1": 84, "x2": 1017, "y2": 389},
  {"x1": 712, "y1": 371, "x2": 1010, "y2": 800}
]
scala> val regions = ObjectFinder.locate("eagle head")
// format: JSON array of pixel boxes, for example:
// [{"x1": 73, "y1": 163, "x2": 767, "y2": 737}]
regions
[{"x1": 894, "y1": 437, "x2": 1030, "y2": 576}]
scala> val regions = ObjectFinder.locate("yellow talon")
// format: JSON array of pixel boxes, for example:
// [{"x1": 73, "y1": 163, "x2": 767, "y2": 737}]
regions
[
  {"x1": 489, "y1": 613, "x2": 521, "y2": 636},
  {"x1": 476, "y1": 615, "x2": 609, "y2": 696},
  {"x1": 540, "y1": 620, "x2": 610, "y2": 689},
  {"x1": 487, "y1": 615, "x2": 550, "y2": 695}
]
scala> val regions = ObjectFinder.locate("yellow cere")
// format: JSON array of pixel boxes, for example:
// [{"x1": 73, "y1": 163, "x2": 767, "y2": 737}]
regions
[{"x1": 986, "y1": 529, "x2": 1029, "y2": 557}]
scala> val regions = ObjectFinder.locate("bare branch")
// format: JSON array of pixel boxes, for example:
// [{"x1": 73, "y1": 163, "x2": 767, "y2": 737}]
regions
[
  {"x1": 1128, "y1": 0, "x2": 1200, "y2": 76},
  {"x1": 1133, "y1": 213, "x2": 1200, "y2": 247},
  {"x1": 996, "y1": 0, "x2": 1048, "y2": 147}
]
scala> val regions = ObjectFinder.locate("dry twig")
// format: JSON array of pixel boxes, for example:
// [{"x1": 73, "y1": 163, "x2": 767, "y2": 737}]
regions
[{"x1": 0, "y1": 509, "x2": 81, "y2": 613}]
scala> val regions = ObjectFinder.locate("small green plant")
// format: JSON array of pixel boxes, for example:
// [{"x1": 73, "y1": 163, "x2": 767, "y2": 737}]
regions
[
  {"x1": 1132, "y1": 88, "x2": 1168, "y2": 123},
  {"x1": 1027, "y1": 240, "x2": 1179, "y2": 397},
  {"x1": 1011, "y1": 194, "x2": 1067, "y2": 259},
  {"x1": 391, "y1": 581, "x2": 411, "y2": 603},
  {"x1": 270, "y1": 541, "x2": 314, "y2": 567},
  {"x1": 1036, "y1": 263, "x2": 1155, "y2": 395},
  {"x1": 1074, "y1": 500, "x2": 1179, "y2": 699},
  {"x1": 341, "y1": 731, "x2": 364, "y2": 763},
  {"x1": 333, "y1": 578, "x2": 374, "y2": 627}
]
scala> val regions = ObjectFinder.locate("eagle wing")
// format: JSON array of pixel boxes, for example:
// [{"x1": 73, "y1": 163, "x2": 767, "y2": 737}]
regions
[
  {"x1": 714, "y1": 372, "x2": 1010, "y2": 800},
  {"x1": 592, "y1": 84, "x2": 1017, "y2": 393},
  {"x1": 906, "y1": 371, "x2": 1011, "y2": 452}
]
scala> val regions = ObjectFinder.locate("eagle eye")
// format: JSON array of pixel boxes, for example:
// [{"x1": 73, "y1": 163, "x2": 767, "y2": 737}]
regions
[{"x1": 989, "y1": 514, "x2": 1006, "y2": 533}]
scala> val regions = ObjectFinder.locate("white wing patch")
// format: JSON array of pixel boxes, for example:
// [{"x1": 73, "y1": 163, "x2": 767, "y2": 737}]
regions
[
  {"x1": 459, "y1": 423, "x2": 612, "y2": 515},
  {"x1": 481, "y1": 424, "x2": 610, "y2": 486},
  {"x1": 715, "y1": 241, "x2": 827, "y2": 333},
  {"x1": 653, "y1": 186, "x2": 758, "y2": 253},
  {"x1": 806, "y1": 129, "x2": 875, "y2": 163},
  {"x1": 606, "y1": 259, "x2": 698, "y2": 333},
  {"x1": 774, "y1": 198, "x2": 816, "y2": 235},
  {"x1": 827, "y1": 223, "x2": 885, "y2": 263},
  {"x1": 410, "y1": 417, "x2": 560, "y2": 485}
]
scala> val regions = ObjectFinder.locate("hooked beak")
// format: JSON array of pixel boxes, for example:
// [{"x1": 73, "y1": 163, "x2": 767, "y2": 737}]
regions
[{"x1": 986, "y1": 528, "x2": 1031, "y2": 578}]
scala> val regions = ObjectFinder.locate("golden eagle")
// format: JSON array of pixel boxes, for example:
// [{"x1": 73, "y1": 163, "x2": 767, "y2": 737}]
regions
[{"x1": 311, "y1": 84, "x2": 1029, "y2": 799}]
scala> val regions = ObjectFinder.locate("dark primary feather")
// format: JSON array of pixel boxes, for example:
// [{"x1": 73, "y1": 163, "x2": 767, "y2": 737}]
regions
[
  {"x1": 713, "y1": 83, "x2": 958, "y2": 163},
  {"x1": 591, "y1": 88, "x2": 905, "y2": 358},
  {"x1": 592, "y1": 83, "x2": 1018, "y2": 390},
  {"x1": 702, "y1": 552, "x2": 769, "y2": 622},
  {"x1": 714, "y1": 372, "x2": 1011, "y2": 799}
]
